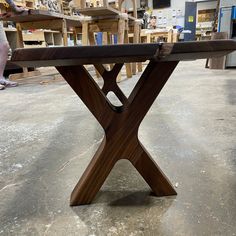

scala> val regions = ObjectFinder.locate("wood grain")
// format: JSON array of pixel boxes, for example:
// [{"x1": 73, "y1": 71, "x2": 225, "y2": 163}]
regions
[
  {"x1": 11, "y1": 41, "x2": 236, "y2": 68},
  {"x1": 57, "y1": 60, "x2": 178, "y2": 205}
]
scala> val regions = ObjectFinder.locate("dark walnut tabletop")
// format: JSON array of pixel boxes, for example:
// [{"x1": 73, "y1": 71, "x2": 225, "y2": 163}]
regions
[{"x1": 11, "y1": 40, "x2": 236, "y2": 67}]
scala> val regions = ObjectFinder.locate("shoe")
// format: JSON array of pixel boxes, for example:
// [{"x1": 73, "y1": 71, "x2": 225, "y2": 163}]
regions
[
  {"x1": 0, "y1": 84, "x2": 5, "y2": 90},
  {"x1": 0, "y1": 78, "x2": 18, "y2": 87}
]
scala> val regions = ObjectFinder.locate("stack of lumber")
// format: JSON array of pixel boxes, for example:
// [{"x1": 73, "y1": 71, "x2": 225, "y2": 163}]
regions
[
  {"x1": 62, "y1": 0, "x2": 72, "y2": 15},
  {"x1": 38, "y1": 0, "x2": 61, "y2": 12}
]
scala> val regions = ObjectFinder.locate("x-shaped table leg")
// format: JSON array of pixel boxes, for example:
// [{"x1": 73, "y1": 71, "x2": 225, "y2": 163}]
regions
[{"x1": 56, "y1": 60, "x2": 178, "y2": 206}]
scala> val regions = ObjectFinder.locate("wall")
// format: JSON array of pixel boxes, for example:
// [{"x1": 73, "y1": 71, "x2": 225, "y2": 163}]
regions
[
  {"x1": 137, "y1": 0, "x2": 217, "y2": 27},
  {"x1": 149, "y1": 0, "x2": 186, "y2": 27}
]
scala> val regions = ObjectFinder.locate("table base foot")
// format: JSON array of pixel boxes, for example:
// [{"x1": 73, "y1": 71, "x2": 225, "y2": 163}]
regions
[
  {"x1": 70, "y1": 137, "x2": 176, "y2": 206},
  {"x1": 130, "y1": 142, "x2": 177, "y2": 197}
]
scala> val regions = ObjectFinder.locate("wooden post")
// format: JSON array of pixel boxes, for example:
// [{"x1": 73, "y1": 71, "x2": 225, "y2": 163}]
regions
[
  {"x1": 132, "y1": 21, "x2": 141, "y2": 74},
  {"x1": 117, "y1": 18, "x2": 132, "y2": 79},
  {"x1": 124, "y1": 29, "x2": 132, "y2": 78},
  {"x1": 132, "y1": 0, "x2": 137, "y2": 18},
  {"x1": 102, "y1": 32, "x2": 108, "y2": 44},
  {"x1": 106, "y1": 33, "x2": 114, "y2": 71},
  {"x1": 88, "y1": 31, "x2": 102, "y2": 78},
  {"x1": 167, "y1": 29, "x2": 173, "y2": 43},
  {"x1": 82, "y1": 21, "x2": 89, "y2": 45},
  {"x1": 62, "y1": 19, "x2": 68, "y2": 46},
  {"x1": 16, "y1": 23, "x2": 24, "y2": 49},
  {"x1": 73, "y1": 27, "x2": 78, "y2": 45},
  {"x1": 15, "y1": 24, "x2": 27, "y2": 75},
  {"x1": 117, "y1": 18, "x2": 125, "y2": 44}
]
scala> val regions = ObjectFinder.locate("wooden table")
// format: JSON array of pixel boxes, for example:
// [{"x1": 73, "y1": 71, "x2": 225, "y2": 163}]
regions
[
  {"x1": 11, "y1": 40, "x2": 236, "y2": 206},
  {"x1": 139, "y1": 29, "x2": 178, "y2": 43}
]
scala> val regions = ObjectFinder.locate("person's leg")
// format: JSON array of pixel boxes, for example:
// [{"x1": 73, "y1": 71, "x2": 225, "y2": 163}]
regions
[
  {"x1": 0, "y1": 21, "x2": 17, "y2": 87},
  {"x1": 0, "y1": 21, "x2": 9, "y2": 80},
  {"x1": 0, "y1": 42, "x2": 9, "y2": 80}
]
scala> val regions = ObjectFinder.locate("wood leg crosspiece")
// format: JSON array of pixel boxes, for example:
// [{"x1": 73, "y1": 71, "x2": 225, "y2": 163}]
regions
[{"x1": 56, "y1": 60, "x2": 178, "y2": 206}]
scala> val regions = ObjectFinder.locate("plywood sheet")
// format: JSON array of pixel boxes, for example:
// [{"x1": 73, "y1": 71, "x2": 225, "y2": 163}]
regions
[{"x1": 79, "y1": 6, "x2": 120, "y2": 16}]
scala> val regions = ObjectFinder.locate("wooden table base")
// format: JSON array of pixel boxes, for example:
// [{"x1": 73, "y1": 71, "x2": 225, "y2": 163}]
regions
[{"x1": 57, "y1": 60, "x2": 178, "y2": 206}]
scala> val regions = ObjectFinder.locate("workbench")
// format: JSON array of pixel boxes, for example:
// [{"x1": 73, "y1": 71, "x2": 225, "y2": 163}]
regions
[
  {"x1": 78, "y1": 6, "x2": 141, "y2": 77},
  {"x1": 1, "y1": 9, "x2": 82, "y2": 79},
  {"x1": 11, "y1": 40, "x2": 236, "y2": 206},
  {"x1": 1, "y1": 9, "x2": 82, "y2": 46}
]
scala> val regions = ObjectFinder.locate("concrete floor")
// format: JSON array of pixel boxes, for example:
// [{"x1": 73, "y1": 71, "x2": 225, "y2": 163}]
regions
[{"x1": 0, "y1": 60, "x2": 236, "y2": 235}]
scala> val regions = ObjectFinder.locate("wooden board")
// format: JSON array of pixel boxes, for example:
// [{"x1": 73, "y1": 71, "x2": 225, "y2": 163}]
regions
[
  {"x1": 78, "y1": 6, "x2": 120, "y2": 16},
  {"x1": 22, "y1": 30, "x2": 45, "y2": 41},
  {"x1": 11, "y1": 40, "x2": 236, "y2": 68}
]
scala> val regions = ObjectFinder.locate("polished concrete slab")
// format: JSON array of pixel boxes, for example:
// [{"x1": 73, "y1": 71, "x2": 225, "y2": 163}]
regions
[{"x1": 0, "y1": 60, "x2": 236, "y2": 235}]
